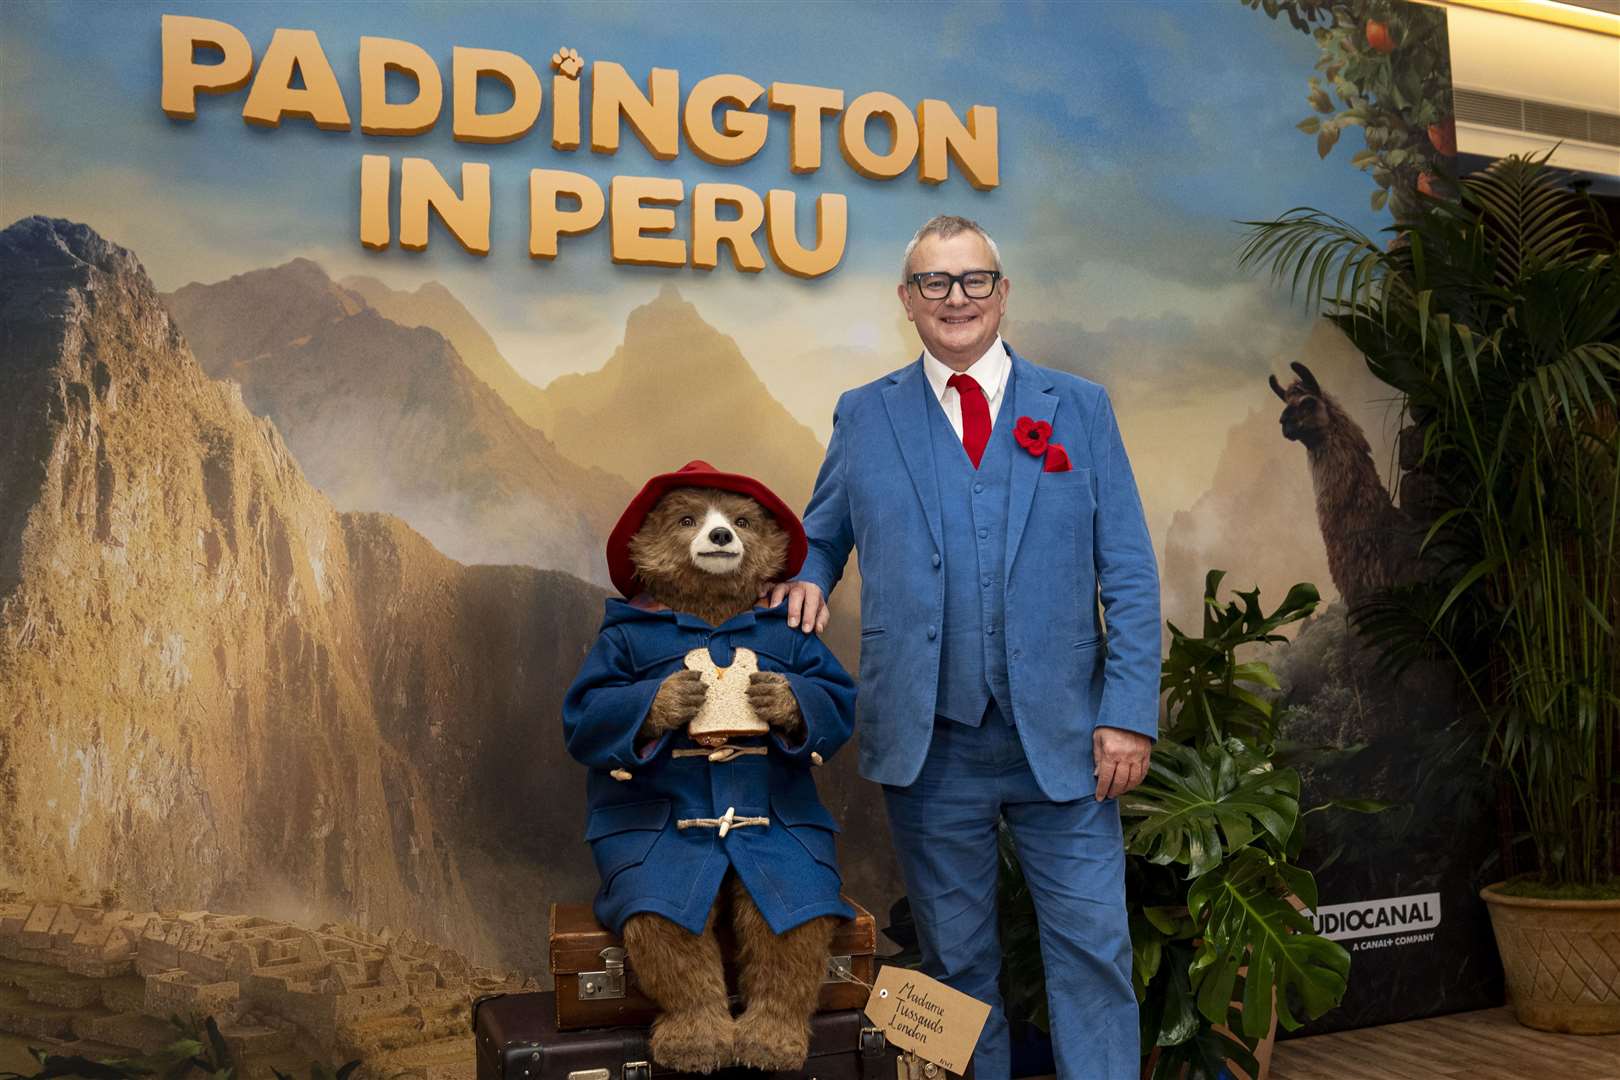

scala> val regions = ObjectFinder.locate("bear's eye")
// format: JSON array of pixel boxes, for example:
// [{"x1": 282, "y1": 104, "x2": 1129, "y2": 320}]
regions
[
  {"x1": 735, "y1": 517, "x2": 749, "y2": 529},
  {"x1": 679, "y1": 516, "x2": 696, "y2": 528}
]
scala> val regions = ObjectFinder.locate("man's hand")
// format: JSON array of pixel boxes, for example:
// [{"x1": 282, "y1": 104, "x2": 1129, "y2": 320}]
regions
[
  {"x1": 761, "y1": 580, "x2": 829, "y2": 635},
  {"x1": 1093, "y1": 726, "x2": 1152, "y2": 801}
]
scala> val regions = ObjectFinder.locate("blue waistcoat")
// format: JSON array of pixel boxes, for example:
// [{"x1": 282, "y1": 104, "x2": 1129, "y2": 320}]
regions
[{"x1": 928, "y1": 374, "x2": 1014, "y2": 726}]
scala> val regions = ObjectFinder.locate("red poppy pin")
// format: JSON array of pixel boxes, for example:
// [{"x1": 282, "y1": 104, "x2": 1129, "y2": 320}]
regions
[{"x1": 1015, "y1": 416, "x2": 1071, "y2": 473}]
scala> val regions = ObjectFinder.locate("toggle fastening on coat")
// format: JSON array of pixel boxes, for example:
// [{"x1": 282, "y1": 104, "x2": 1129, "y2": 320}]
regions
[{"x1": 562, "y1": 598, "x2": 857, "y2": 936}]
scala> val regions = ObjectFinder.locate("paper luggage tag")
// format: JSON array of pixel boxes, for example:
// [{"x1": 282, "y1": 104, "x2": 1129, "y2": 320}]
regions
[
  {"x1": 684, "y1": 646, "x2": 769, "y2": 744},
  {"x1": 864, "y1": 966, "x2": 989, "y2": 1076}
]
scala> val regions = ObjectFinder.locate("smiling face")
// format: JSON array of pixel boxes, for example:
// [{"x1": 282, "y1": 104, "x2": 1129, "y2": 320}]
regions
[
  {"x1": 626, "y1": 487, "x2": 790, "y2": 624},
  {"x1": 898, "y1": 230, "x2": 1010, "y2": 371},
  {"x1": 687, "y1": 502, "x2": 746, "y2": 574}
]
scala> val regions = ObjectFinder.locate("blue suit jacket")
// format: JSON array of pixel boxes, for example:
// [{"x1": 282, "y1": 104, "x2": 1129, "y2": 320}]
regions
[
  {"x1": 562, "y1": 600, "x2": 857, "y2": 935},
  {"x1": 798, "y1": 346, "x2": 1161, "y2": 801}
]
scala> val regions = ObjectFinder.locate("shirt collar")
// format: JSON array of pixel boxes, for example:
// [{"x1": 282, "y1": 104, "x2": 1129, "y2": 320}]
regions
[{"x1": 921, "y1": 335, "x2": 1009, "y2": 402}]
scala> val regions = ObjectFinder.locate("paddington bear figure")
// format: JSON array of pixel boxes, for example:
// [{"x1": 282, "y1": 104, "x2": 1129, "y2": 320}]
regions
[{"x1": 562, "y1": 460, "x2": 856, "y2": 1074}]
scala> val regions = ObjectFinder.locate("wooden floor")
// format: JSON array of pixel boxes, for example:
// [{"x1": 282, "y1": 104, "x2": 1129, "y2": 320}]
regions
[{"x1": 1269, "y1": 1007, "x2": 1620, "y2": 1079}]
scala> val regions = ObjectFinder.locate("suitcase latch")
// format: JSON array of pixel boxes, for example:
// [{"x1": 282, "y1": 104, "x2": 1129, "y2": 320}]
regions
[
  {"x1": 623, "y1": 1061, "x2": 651, "y2": 1080},
  {"x1": 567, "y1": 1071, "x2": 610, "y2": 1080},
  {"x1": 824, "y1": 954, "x2": 854, "y2": 984},
  {"x1": 579, "y1": 946, "x2": 627, "y2": 1000},
  {"x1": 860, "y1": 1025, "x2": 888, "y2": 1058}
]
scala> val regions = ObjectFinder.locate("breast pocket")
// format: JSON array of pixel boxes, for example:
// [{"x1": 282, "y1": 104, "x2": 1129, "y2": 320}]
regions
[
  {"x1": 1054, "y1": 466, "x2": 1096, "y2": 590},
  {"x1": 1025, "y1": 467, "x2": 1094, "y2": 643},
  {"x1": 1042, "y1": 464, "x2": 1093, "y2": 495},
  {"x1": 1029, "y1": 468, "x2": 1093, "y2": 555},
  {"x1": 584, "y1": 799, "x2": 670, "y2": 893}
]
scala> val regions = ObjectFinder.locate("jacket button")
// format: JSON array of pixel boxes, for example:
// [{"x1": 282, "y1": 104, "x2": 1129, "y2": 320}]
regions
[
  {"x1": 978, "y1": 527, "x2": 988, "y2": 539},
  {"x1": 973, "y1": 482, "x2": 983, "y2": 494},
  {"x1": 927, "y1": 625, "x2": 937, "y2": 640},
  {"x1": 931, "y1": 553, "x2": 941, "y2": 568}
]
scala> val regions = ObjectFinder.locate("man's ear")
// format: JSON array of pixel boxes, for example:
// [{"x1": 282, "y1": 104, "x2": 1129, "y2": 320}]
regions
[{"x1": 897, "y1": 281, "x2": 916, "y2": 323}]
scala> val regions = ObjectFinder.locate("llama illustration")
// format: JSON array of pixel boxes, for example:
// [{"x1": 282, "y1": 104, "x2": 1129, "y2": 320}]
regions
[{"x1": 1269, "y1": 362, "x2": 1422, "y2": 608}]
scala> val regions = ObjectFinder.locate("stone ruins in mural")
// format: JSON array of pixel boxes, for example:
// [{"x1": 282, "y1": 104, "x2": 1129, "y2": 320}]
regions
[{"x1": 0, "y1": 897, "x2": 533, "y2": 1075}]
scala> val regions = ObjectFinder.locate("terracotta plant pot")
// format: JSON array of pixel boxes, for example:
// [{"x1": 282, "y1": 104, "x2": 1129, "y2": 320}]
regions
[{"x1": 1480, "y1": 883, "x2": 1620, "y2": 1034}]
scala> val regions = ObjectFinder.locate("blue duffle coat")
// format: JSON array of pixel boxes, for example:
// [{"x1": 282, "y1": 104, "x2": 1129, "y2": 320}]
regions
[{"x1": 562, "y1": 598, "x2": 857, "y2": 936}]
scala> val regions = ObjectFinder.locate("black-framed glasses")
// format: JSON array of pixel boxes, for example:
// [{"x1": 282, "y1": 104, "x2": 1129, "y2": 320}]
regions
[{"x1": 908, "y1": 269, "x2": 1002, "y2": 300}]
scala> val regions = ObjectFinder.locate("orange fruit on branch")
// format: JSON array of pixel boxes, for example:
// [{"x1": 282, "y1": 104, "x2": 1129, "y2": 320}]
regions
[{"x1": 1428, "y1": 117, "x2": 1457, "y2": 157}]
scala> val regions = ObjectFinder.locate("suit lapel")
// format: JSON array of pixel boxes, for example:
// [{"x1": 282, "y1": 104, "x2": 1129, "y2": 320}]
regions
[
  {"x1": 882, "y1": 358, "x2": 944, "y2": 554},
  {"x1": 1003, "y1": 347, "x2": 1057, "y2": 577}
]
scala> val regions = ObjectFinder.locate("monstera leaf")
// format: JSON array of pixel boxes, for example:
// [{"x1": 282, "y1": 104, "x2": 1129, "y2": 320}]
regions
[
  {"x1": 1123, "y1": 740, "x2": 1301, "y2": 879},
  {"x1": 1161, "y1": 572, "x2": 1318, "y2": 745},
  {"x1": 1187, "y1": 848, "x2": 1349, "y2": 1039},
  {"x1": 1145, "y1": 1013, "x2": 1261, "y2": 1080}
]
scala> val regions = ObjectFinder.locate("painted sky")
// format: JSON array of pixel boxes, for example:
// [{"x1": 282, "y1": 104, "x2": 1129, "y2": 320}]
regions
[{"x1": 0, "y1": 0, "x2": 1402, "y2": 551}]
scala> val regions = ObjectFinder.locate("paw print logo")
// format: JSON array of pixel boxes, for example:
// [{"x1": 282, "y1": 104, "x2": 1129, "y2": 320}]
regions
[{"x1": 551, "y1": 48, "x2": 583, "y2": 80}]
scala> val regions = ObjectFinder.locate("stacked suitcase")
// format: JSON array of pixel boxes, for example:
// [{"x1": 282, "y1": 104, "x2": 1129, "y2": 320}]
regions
[
  {"x1": 474, "y1": 991, "x2": 899, "y2": 1080},
  {"x1": 548, "y1": 900, "x2": 878, "y2": 1030},
  {"x1": 475, "y1": 900, "x2": 900, "y2": 1080}
]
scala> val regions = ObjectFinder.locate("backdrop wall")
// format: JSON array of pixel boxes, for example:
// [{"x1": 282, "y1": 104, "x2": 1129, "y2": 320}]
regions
[{"x1": 0, "y1": 0, "x2": 1499, "y2": 1070}]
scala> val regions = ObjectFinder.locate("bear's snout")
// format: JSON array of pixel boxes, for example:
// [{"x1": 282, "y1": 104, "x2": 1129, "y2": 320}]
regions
[{"x1": 690, "y1": 506, "x2": 745, "y2": 576}]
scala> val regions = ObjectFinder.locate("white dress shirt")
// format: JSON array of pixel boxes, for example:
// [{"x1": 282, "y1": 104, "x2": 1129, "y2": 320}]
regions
[{"x1": 920, "y1": 336, "x2": 1011, "y2": 443}]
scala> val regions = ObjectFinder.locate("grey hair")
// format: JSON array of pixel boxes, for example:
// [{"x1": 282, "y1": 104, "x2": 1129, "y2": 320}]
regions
[{"x1": 901, "y1": 215, "x2": 1004, "y2": 281}]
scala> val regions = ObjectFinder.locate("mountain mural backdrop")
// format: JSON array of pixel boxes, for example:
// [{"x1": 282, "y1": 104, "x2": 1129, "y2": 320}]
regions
[
  {"x1": 162, "y1": 260, "x2": 628, "y2": 588},
  {"x1": 0, "y1": 217, "x2": 899, "y2": 977}
]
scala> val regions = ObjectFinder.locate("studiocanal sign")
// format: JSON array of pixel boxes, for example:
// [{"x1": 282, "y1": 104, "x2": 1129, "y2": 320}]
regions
[{"x1": 1308, "y1": 892, "x2": 1443, "y2": 949}]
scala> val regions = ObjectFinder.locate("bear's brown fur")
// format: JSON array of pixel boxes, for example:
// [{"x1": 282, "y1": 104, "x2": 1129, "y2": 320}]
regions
[{"x1": 623, "y1": 485, "x2": 837, "y2": 1073}]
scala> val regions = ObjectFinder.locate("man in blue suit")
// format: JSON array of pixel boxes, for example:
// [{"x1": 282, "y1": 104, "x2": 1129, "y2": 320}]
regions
[{"x1": 772, "y1": 215, "x2": 1160, "y2": 1080}]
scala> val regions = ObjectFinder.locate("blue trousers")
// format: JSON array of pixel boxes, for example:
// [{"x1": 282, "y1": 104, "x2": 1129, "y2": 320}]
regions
[{"x1": 882, "y1": 707, "x2": 1138, "y2": 1080}]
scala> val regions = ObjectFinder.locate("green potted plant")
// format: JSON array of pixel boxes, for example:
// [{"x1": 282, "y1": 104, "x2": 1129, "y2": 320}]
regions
[
  {"x1": 1128, "y1": 572, "x2": 1376, "y2": 1078},
  {"x1": 1239, "y1": 153, "x2": 1620, "y2": 1033}
]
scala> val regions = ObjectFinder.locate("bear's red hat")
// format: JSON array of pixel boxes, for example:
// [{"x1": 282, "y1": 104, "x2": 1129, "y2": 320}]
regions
[{"x1": 606, "y1": 460, "x2": 808, "y2": 599}]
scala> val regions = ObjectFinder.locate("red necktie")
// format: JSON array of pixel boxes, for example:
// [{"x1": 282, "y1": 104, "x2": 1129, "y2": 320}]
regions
[{"x1": 948, "y1": 373, "x2": 991, "y2": 468}]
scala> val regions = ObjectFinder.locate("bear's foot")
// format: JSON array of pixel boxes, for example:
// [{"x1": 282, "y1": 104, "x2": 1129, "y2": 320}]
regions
[
  {"x1": 731, "y1": 1009, "x2": 811, "y2": 1072},
  {"x1": 649, "y1": 1006, "x2": 735, "y2": 1075}
]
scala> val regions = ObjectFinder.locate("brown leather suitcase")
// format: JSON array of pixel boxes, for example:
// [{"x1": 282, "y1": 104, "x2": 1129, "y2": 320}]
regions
[
  {"x1": 473, "y1": 990, "x2": 899, "y2": 1080},
  {"x1": 549, "y1": 900, "x2": 877, "y2": 1031}
]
